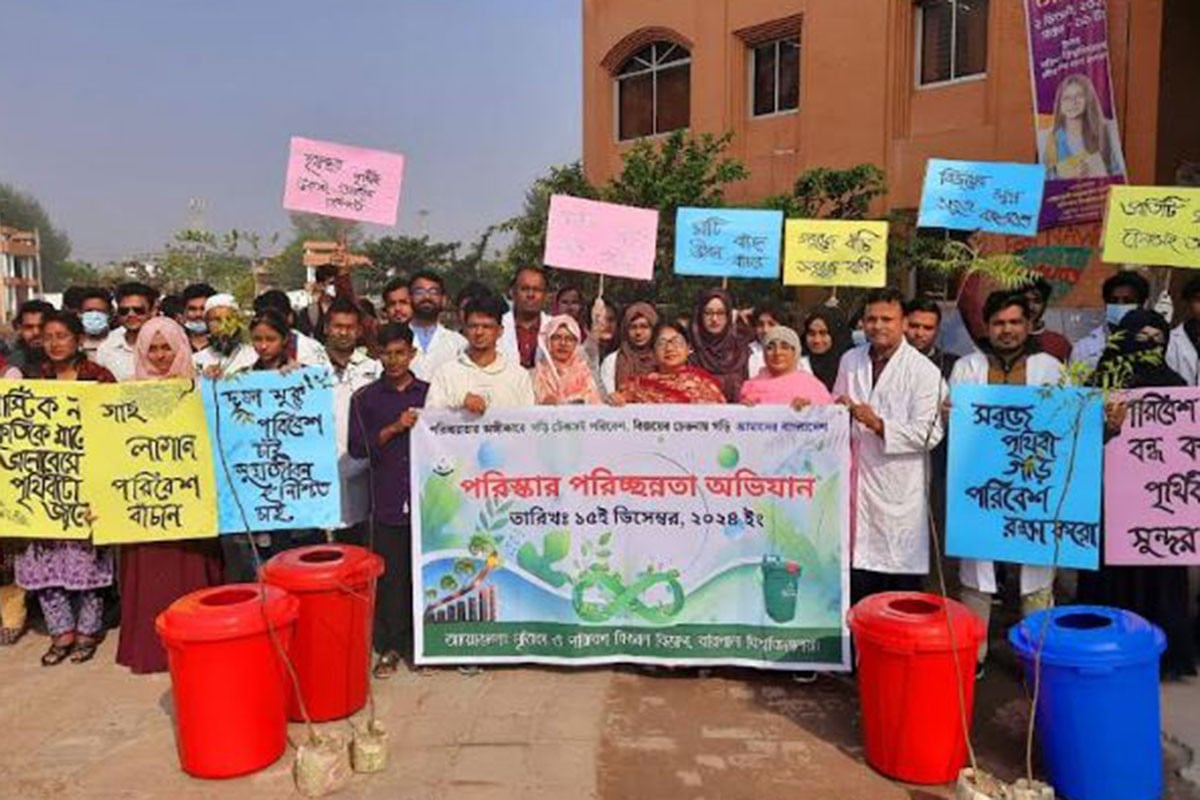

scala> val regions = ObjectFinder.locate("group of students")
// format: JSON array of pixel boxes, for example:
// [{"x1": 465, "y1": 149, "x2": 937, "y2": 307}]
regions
[{"x1": 0, "y1": 261, "x2": 1198, "y2": 680}]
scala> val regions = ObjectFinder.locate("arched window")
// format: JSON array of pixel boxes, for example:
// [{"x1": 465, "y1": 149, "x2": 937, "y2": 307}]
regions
[{"x1": 615, "y1": 41, "x2": 691, "y2": 141}]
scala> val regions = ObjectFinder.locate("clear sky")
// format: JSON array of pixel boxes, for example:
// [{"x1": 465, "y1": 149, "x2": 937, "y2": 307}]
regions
[{"x1": 0, "y1": 1, "x2": 582, "y2": 263}]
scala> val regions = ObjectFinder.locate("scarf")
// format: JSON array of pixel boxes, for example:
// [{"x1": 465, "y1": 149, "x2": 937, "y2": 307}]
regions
[
  {"x1": 1092, "y1": 309, "x2": 1185, "y2": 389},
  {"x1": 614, "y1": 302, "x2": 659, "y2": 390},
  {"x1": 624, "y1": 365, "x2": 726, "y2": 405},
  {"x1": 134, "y1": 317, "x2": 196, "y2": 380},
  {"x1": 533, "y1": 315, "x2": 601, "y2": 405},
  {"x1": 803, "y1": 306, "x2": 852, "y2": 392},
  {"x1": 690, "y1": 288, "x2": 750, "y2": 402}
]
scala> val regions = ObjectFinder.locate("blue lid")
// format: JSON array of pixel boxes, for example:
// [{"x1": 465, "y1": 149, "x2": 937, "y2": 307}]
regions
[{"x1": 1008, "y1": 605, "x2": 1166, "y2": 668}]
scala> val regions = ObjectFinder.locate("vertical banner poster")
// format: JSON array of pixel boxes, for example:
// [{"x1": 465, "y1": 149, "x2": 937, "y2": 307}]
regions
[
  {"x1": 782, "y1": 219, "x2": 888, "y2": 287},
  {"x1": 673, "y1": 208, "x2": 783, "y2": 279},
  {"x1": 1103, "y1": 388, "x2": 1200, "y2": 565},
  {"x1": 542, "y1": 195, "x2": 659, "y2": 280},
  {"x1": 282, "y1": 136, "x2": 406, "y2": 226},
  {"x1": 947, "y1": 384, "x2": 1103, "y2": 569},
  {"x1": 917, "y1": 158, "x2": 1045, "y2": 236},
  {"x1": 1024, "y1": 0, "x2": 1127, "y2": 228},
  {"x1": 411, "y1": 405, "x2": 851, "y2": 671},
  {"x1": 202, "y1": 367, "x2": 342, "y2": 533},
  {"x1": 83, "y1": 380, "x2": 219, "y2": 545},
  {"x1": 1101, "y1": 186, "x2": 1200, "y2": 269},
  {"x1": 0, "y1": 381, "x2": 93, "y2": 539}
]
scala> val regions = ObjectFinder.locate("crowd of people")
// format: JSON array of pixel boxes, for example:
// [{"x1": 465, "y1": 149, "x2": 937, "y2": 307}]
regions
[{"x1": 1, "y1": 262, "x2": 1198, "y2": 681}]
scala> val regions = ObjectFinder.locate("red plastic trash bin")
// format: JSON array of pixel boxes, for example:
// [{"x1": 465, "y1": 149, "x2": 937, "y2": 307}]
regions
[
  {"x1": 848, "y1": 592, "x2": 984, "y2": 784},
  {"x1": 260, "y1": 544, "x2": 384, "y2": 722},
  {"x1": 155, "y1": 583, "x2": 300, "y2": 779}
]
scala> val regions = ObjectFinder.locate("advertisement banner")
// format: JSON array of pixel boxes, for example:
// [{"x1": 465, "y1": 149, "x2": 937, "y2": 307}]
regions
[
  {"x1": 1024, "y1": 0, "x2": 1127, "y2": 228},
  {"x1": 411, "y1": 405, "x2": 851, "y2": 671}
]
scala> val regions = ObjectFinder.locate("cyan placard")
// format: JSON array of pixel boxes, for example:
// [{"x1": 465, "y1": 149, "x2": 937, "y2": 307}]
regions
[
  {"x1": 918, "y1": 158, "x2": 1045, "y2": 236},
  {"x1": 202, "y1": 366, "x2": 341, "y2": 534},
  {"x1": 674, "y1": 207, "x2": 783, "y2": 279},
  {"x1": 947, "y1": 384, "x2": 1103, "y2": 570}
]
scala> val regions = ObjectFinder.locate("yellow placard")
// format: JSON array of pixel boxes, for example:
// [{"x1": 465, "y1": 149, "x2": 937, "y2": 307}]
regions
[
  {"x1": 782, "y1": 219, "x2": 889, "y2": 287},
  {"x1": 1102, "y1": 186, "x2": 1200, "y2": 269},
  {"x1": 82, "y1": 380, "x2": 219, "y2": 545},
  {"x1": 0, "y1": 380, "x2": 94, "y2": 539}
]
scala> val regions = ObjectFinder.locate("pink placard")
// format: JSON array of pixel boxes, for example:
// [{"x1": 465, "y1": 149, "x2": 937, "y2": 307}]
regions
[
  {"x1": 1104, "y1": 387, "x2": 1200, "y2": 565},
  {"x1": 282, "y1": 136, "x2": 405, "y2": 226},
  {"x1": 543, "y1": 195, "x2": 658, "y2": 280}
]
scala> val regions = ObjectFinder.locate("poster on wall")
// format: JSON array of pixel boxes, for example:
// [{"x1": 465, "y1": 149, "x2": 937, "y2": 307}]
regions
[{"x1": 1024, "y1": 0, "x2": 1127, "y2": 229}]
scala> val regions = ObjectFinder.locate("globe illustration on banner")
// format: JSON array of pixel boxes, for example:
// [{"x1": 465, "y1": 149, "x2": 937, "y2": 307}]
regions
[
  {"x1": 717, "y1": 444, "x2": 739, "y2": 469},
  {"x1": 477, "y1": 440, "x2": 503, "y2": 470}
]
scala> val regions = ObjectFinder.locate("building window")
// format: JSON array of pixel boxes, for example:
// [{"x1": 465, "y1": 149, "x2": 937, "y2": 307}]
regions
[
  {"x1": 917, "y1": 0, "x2": 988, "y2": 85},
  {"x1": 616, "y1": 41, "x2": 690, "y2": 141},
  {"x1": 751, "y1": 37, "x2": 800, "y2": 117}
]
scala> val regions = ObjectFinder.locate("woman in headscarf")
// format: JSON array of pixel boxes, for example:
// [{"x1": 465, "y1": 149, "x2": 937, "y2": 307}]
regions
[
  {"x1": 739, "y1": 326, "x2": 834, "y2": 409},
  {"x1": 14, "y1": 312, "x2": 116, "y2": 666},
  {"x1": 802, "y1": 306, "x2": 853, "y2": 392},
  {"x1": 553, "y1": 286, "x2": 589, "y2": 336},
  {"x1": 534, "y1": 315, "x2": 602, "y2": 405},
  {"x1": 1083, "y1": 308, "x2": 1196, "y2": 679},
  {"x1": 601, "y1": 302, "x2": 659, "y2": 395},
  {"x1": 690, "y1": 289, "x2": 751, "y2": 402},
  {"x1": 610, "y1": 322, "x2": 725, "y2": 405},
  {"x1": 116, "y1": 318, "x2": 222, "y2": 674}
]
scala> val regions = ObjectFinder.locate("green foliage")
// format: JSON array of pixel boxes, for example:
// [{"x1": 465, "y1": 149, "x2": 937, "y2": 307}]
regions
[
  {"x1": 500, "y1": 161, "x2": 597, "y2": 274},
  {"x1": 361, "y1": 235, "x2": 460, "y2": 295},
  {"x1": 420, "y1": 473, "x2": 463, "y2": 550},
  {"x1": 153, "y1": 228, "x2": 278, "y2": 297},
  {"x1": 766, "y1": 164, "x2": 885, "y2": 220},
  {"x1": 517, "y1": 529, "x2": 572, "y2": 588},
  {"x1": 266, "y1": 214, "x2": 362, "y2": 289},
  {"x1": 922, "y1": 240, "x2": 1041, "y2": 292},
  {"x1": 0, "y1": 182, "x2": 72, "y2": 291}
]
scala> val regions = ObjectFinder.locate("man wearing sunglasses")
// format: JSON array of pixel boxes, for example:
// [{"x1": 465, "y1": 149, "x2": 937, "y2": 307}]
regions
[{"x1": 96, "y1": 282, "x2": 159, "y2": 381}]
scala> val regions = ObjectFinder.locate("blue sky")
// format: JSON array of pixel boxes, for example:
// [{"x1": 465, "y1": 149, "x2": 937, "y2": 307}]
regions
[{"x1": 0, "y1": 1, "x2": 582, "y2": 263}]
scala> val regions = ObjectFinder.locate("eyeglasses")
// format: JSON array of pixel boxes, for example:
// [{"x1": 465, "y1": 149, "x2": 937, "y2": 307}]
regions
[
  {"x1": 117, "y1": 306, "x2": 149, "y2": 316},
  {"x1": 655, "y1": 336, "x2": 687, "y2": 350},
  {"x1": 549, "y1": 334, "x2": 578, "y2": 345},
  {"x1": 411, "y1": 288, "x2": 443, "y2": 298},
  {"x1": 702, "y1": 309, "x2": 728, "y2": 318}
]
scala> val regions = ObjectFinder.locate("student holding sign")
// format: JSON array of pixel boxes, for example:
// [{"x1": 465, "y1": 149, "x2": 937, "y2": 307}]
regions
[
  {"x1": 949, "y1": 292, "x2": 1063, "y2": 670},
  {"x1": 1166, "y1": 275, "x2": 1200, "y2": 387}
]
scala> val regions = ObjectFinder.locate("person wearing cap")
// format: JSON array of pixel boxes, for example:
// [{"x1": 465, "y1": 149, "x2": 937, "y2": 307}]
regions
[
  {"x1": 739, "y1": 326, "x2": 833, "y2": 409},
  {"x1": 193, "y1": 293, "x2": 254, "y2": 376}
]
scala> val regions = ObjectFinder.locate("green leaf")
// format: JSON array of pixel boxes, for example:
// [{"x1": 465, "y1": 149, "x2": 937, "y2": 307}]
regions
[{"x1": 599, "y1": 532, "x2": 612, "y2": 546}]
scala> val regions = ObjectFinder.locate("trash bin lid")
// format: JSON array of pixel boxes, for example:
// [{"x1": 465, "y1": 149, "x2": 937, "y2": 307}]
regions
[
  {"x1": 259, "y1": 544, "x2": 384, "y2": 592},
  {"x1": 1007, "y1": 605, "x2": 1166, "y2": 669},
  {"x1": 155, "y1": 583, "x2": 300, "y2": 643},
  {"x1": 847, "y1": 592, "x2": 984, "y2": 654}
]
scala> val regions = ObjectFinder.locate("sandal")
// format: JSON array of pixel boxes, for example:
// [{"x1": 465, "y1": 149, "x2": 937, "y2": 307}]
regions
[
  {"x1": 0, "y1": 627, "x2": 25, "y2": 646},
  {"x1": 373, "y1": 651, "x2": 402, "y2": 680},
  {"x1": 70, "y1": 636, "x2": 101, "y2": 664},
  {"x1": 41, "y1": 640, "x2": 74, "y2": 667}
]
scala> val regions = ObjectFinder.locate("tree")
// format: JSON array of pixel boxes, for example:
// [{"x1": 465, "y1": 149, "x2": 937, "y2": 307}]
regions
[
  {"x1": 0, "y1": 183, "x2": 72, "y2": 291},
  {"x1": 152, "y1": 228, "x2": 278, "y2": 305},
  {"x1": 360, "y1": 235, "x2": 460, "y2": 295},
  {"x1": 500, "y1": 161, "x2": 597, "y2": 273},
  {"x1": 267, "y1": 213, "x2": 363, "y2": 289},
  {"x1": 765, "y1": 164, "x2": 885, "y2": 220}
]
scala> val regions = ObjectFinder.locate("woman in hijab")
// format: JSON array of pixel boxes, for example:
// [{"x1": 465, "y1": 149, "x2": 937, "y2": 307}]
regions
[
  {"x1": 1083, "y1": 309, "x2": 1196, "y2": 679},
  {"x1": 802, "y1": 306, "x2": 853, "y2": 392},
  {"x1": 601, "y1": 302, "x2": 659, "y2": 395},
  {"x1": 116, "y1": 318, "x2": 222, "y2": 674},
  {"x1": 534, "y1": 315, "x2": 603, "y2": 405},
  {"x1": 739, "y1": 326, "x2": 834, "y2": 409},
  {"x1": 690, "y1": 289, "x2": 750, "y2": 402},
  {"x1": 610, "y1": 322, "x2": 726, "y2": 405}
]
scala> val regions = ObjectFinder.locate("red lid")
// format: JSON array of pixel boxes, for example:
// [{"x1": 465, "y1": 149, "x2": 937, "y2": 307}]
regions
[
  {"x1": 155, "y1": 583, "x2": 299, "y2": 643},
  {"x1": 848, "y1": 592, "x2": 984, "y2": 654},
  {"x1": 259, "y1": 544, "x2": 384, "y2": 592}
]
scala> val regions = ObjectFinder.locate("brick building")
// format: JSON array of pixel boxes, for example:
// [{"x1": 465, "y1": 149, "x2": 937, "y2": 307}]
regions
[{"x1": 0, "y1": 224, "x2": 42, "y2": 325}]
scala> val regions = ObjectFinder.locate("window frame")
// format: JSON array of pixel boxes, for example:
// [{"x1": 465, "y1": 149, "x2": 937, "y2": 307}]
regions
[
  {"x1": 747, "y1": 35, "x2": 801, "y2": 120},
  {"x1": 613, "y1": 41, "x2": 692, "y2": 142},
  {"x1": 914, "y1": 0, "x2": 989, "y2": 89}
]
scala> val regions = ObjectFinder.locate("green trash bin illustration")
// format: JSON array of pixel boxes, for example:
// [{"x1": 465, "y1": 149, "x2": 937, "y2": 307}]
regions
[{"x1": 761, "y1": 555, "x2": 802, "y2": 623}]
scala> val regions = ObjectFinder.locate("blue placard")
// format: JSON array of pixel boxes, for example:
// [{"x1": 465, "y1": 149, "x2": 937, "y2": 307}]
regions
[
  {"x1": 674, "y1": 207, "x2": 783, "y2": 279},
  {"x1": 917, "y1": 158, "x2": 1045, "y2": 236},
  {"x1": 202, "y1": 366, "x2": 342, "y2": 533},
  {"x1": 946, "y1": 384, "x2": 1103, "y2": 570}
]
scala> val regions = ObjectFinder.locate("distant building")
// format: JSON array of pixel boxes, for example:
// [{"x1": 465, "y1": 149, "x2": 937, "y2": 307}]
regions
[
  {"x1": 302, "y1": 240, "x2": 371, "y2": 284},
  {"x1": 0, "y1": 224, "x2": 41, "y2": 325}
]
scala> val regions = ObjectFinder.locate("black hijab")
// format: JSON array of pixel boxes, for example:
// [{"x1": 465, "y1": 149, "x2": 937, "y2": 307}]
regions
[
  {"x1": 803, "y1": 306, "x2": 853, "y2": 391},
  {"x1": 1091, "y1": 309, "x2": 1185, "y2": 389}
]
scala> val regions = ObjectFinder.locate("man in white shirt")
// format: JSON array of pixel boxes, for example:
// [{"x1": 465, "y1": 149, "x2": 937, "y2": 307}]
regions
[
  {"x1": 407, "y1": 270, "x2": 466, "y2": 382},
  {"x1": 1070, "y1": 271, "x2": 1150, "y2": 372},
  {"x1": 77, "y1": 288, "x2": 114, "y2": 361},
  {"x1": 428, "y1": 294, "x2": 535, "y2": 411},
  {"x1": 500, "y1": 266, "x2": 551, "y2": 370},
  {"x1": 95, "y1": 282, "x2": 159, "y2": 381},
  {"x1": 1166, "y1": 274, "x2": 1200, "y2": 386},
  {"x1": 195, "y1": 293, "x2": 329, "y2": 376},
  {"x1": 834, "y1": 287, "x2": 945, "y2": 603}
]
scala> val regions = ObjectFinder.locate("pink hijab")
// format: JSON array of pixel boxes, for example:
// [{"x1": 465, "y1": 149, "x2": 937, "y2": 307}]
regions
[
  {"x1": 534, "y1": 315, "x2": 602, "y2": 405},
  {"x1": 134, "y1": 317, "x2": 196, "y2": 380}
]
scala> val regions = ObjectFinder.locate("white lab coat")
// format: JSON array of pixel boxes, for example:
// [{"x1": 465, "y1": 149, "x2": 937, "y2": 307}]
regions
[
  {"x1": 1069, "y1": 324, "x2": 1108, "y2": 371},
  {"x1": 833, "y1": 340, "x2": 946, "y2": 574},
  {"x1": 949, "y1": 351, "x2": 1063, "y2": 596},
  {"x1": 410, "y1": 324, "x2": 466, "y2": 383},
  {"x1": 1166, "y1": 325, "x2": 1199, "y2": 386},
  {"x1": 499, "y1": 310, "x2": 550, "y2": 369},
  {"x1": 331, "y1": 349, "x2": 382, "y2": 527}
]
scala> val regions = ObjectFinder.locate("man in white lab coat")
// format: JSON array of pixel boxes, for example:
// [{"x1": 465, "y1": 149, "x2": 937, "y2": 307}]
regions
[
  {"x1": 499, "y1": 266, "x2": 551, "y2": 370},
  {"x1": 949, "y1": 291, "x2": 1063, "y2": 669},
  {"x1": 834, "y1": 288, "x2": 945, "y2": 604},
  {"x1": 1070, "y1": 271, "x2": 1150, "y2": 371},
  {"x1": 407, "y1": 270, "x2": 466, "y2": 382},
  {"x1": 1166, "y1": 274, "x2": 1200, "y2": 386}
]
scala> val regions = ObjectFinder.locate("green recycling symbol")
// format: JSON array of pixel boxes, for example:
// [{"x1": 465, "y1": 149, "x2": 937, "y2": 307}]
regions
[{"x1": 572, "y1": 568, "x2": 686, "y2": 624}]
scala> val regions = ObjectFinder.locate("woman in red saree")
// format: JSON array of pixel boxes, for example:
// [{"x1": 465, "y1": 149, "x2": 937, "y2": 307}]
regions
[{"x1": 610, "y1": 321, "x2": 725, "y2": 405}]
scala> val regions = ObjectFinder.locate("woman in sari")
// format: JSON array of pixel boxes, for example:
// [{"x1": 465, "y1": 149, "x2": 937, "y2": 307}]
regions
[
  {"x1": 14, "y1": 312, "x2": 116, "y2": 666},
  {"x1": 600, "y1": 302, "x2": 658, "y2": 395},
  {"x1": 116, "y1": 318, "x2": 222, "y2": 674},
  {"x1": 690, "y1": 289, "x2": 751, "y2": 402},
  {"x1": 740, "y1": 326, "x2": 833, "y2": 409},
  {"x1": 802, "y1": 306, "x2": 853, "y2": 393},
  {"x1": 610, "y1": 322, "x2": 725, "y2": 405},
  {"x1": 534, "y1": 315, "x2": 603, "y2": 405}
]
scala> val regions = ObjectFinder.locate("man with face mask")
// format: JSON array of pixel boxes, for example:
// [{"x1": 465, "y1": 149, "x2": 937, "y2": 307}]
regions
[
  {"x1": 76, "y1": 287, "x2": 114, "y2": 360},
  {"x1": 2, "y1": 299, "x2": 54, "y2": 378},
  {"x1": 181, "y1": 283, "x2": 216, "y2": 352},
  {"x1": 407, "y1": 270, "x2": 465, "y2": 382},
  {"x1": 193, "y1": 293, "x2": 252, "y2": 376},
  {"x1": 1070, "y1": 270, "x2": 1150, "y2": 372}
]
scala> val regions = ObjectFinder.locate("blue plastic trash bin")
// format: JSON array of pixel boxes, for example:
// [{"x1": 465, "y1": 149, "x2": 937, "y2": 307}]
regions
[{"x1": 1008, "y1": 606, "x2": 1166, "y2": 800}]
